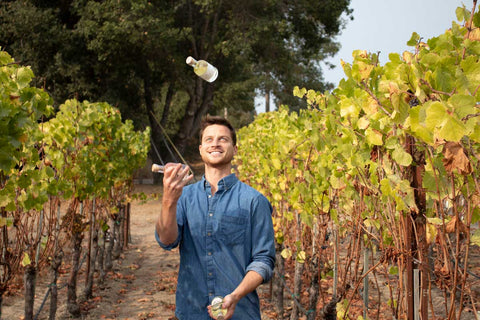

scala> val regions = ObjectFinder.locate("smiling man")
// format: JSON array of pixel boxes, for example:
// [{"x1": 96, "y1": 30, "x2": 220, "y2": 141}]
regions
[{"x1": 155, "y1": 116, "x2": 275, "y2": 320}]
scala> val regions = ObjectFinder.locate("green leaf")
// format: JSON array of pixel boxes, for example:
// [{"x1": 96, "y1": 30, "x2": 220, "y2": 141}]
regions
[
  {"x1": 438, "y1": 116, "x2": 466, "y2": 142},
  {"x1": 389, "y1": 266, "x2": 399, "y2": 275},
  {"x1": 407, "y1": 32, "x2": 420, "y2": 46},
  {"x1": 271, "y1": 157, "x2": 282, "y2": 170},
  {"x1": 391, "y1": 147, "x2": 412, "y2": 166},
  {"x1": 472, "y1": 229, "x2": 480, "y2": 247},
  {"x1": 456, "y1": 6, "x2": 469, "y2": 22},
  {"x1": 425, "y1": 102, "x2": 447, "y2": 130},
  {"x1": 293, "y1": 86, "x2": 307, "y2": 98},
  {"x1": 426, "y1": 217, "x2": 443, "y2": 225}
]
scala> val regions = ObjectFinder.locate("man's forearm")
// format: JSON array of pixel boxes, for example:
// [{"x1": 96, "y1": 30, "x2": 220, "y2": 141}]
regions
[
  {"x1": 156, "y1": 201, "x2": 178, "y2": 245},
  {"x1": 230, "y1": 271, "x2": 264, "y2": 302}
]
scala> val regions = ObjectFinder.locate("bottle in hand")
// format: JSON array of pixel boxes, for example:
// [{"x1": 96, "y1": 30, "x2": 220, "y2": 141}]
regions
[{"x1": 211, "y1": 296, "x2": 228, "y2": 320}]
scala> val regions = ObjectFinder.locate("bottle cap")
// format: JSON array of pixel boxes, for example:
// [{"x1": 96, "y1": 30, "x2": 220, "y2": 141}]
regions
[{"x1": 186, "y1": 56, "x2": 197, "y2": 66}]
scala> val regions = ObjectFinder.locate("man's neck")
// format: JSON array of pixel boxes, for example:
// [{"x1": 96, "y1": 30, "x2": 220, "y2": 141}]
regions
[{"x1": 204, "y1": 165, "x2": 232, "y2": 195}]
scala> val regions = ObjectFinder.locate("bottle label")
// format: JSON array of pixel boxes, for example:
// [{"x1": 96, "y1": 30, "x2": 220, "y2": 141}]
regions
[{"x1": 202, "y1": 64, "x2": 218, "y2": 82}]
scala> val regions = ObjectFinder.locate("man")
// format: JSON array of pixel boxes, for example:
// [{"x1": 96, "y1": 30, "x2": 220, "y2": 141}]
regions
[{"x1": 155, "y1": 116, "x2": 275, "y2": 319}]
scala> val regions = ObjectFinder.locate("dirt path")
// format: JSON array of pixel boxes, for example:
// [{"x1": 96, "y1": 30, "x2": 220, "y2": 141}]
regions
[
  {"x1": 2, "y1": 184, "x2": 180, "y2": 320},
  {"x1": 1, "y1": 184, "x2": 274, "y2": 320},
  {"x1": 80, "y1": 184, "x2": 179, "y2": 320}
]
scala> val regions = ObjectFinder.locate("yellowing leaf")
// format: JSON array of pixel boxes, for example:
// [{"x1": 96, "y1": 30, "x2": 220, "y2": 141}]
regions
[
  {"x1": 281, "y1": 248, "x2": 292, "y2": 259},
  {"x1": 438, "y1": 116, "x2": 466, "y2": 142},
  {"x1": 271, "y1": 157, "x2": 282, "y2": 170},
  {"x1": 0, "y1": 217, "x2": 8, "y2": 228},
  {"x1": 357, "y1": 117, "x2": 370, "y2": 130},
  {"x1": 365, "y1": 128, "x2": 383, "y2": 146},
  {"x1": 426, "y1": 217, "x2": 443, "y2": 225},
  {"x1": 426, "y1": 223, "x2": 438, "y2": 245},
  {"x1": 22, "y1": 252, "x2": 31, "y2": 267},
  {"x1": 296, "y1": 250, "x2": 306, "y2": 263}
]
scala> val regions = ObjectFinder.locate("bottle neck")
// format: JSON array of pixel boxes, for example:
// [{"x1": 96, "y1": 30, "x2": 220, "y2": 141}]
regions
[{"x1": 186, "y1": 56, "x2": 198, "y2": 67}]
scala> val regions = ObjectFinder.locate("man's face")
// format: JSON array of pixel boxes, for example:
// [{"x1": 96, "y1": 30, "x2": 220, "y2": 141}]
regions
[{"x1": 199, "y1": 124, "x2": 237, "y2": 168}]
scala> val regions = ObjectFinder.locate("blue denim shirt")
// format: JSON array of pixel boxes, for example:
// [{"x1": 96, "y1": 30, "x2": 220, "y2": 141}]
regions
[{"x1": 155, "y1": 174, "x2": 275, "y2": 320}]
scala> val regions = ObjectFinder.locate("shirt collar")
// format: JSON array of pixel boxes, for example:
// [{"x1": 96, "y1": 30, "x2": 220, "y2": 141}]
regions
[{"x1": 203, "y1": 173, "x2": 238, "y2": 192}]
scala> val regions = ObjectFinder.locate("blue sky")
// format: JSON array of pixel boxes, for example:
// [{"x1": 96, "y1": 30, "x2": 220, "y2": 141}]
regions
[
  {"x1": 322, "y1": 0, "x2": 469, "y2": 86},
  {"x1": 256, "y1": 0, "x2": 470, "y2": 113}
]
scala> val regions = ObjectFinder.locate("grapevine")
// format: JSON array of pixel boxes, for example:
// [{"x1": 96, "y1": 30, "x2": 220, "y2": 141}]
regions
[
  {"x1": 0, "y1": 49, "x2": 150, "y2": 318},
  {"x1": 235, "y1": 4, "x2": 480, "y2": 320}
]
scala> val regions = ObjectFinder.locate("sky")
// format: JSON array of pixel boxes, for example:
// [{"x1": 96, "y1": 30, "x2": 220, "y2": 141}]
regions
[
  {"x1": 322, "y1": 0, "x2": 469, "y2": 86},
  {"x1": 256, "y1": 0, "x2": 470, "y2": 113}
]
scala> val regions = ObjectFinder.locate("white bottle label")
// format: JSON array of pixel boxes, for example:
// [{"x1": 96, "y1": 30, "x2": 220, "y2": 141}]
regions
[{"x1": 200, "y1": 63, "x2": 218, "y2": 82}]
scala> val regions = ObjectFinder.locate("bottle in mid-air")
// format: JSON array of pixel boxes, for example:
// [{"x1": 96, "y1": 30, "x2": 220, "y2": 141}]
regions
[{"x1": 186, "y1": 56, "x2": 218, "y2": 82}]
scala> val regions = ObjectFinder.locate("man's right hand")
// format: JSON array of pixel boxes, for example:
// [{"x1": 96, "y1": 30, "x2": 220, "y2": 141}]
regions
[{"x1": 162, "y1": 163, "x2": 193, "y2": 205}]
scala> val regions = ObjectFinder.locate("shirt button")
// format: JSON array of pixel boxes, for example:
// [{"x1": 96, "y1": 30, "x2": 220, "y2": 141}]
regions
[
  {"x1": 207, "y1": 232, "x2": 211, "y2": 236},
  {"x1": 209, "y1": 272, "x2": 212, "y2": 276},
  {"x1": 208, "y1": 252, "x2": 212, "y2": 256},
  {"x1": 209, "y1": 213, "x2": 213, "y2": 217},
  {"x1": 208, "y1": 195, "x2": 212, "y2": 198}
]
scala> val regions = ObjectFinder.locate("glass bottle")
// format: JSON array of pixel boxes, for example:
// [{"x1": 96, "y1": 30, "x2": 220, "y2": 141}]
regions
[
  {"x1": 151, "y1": 163, "x2": 188, "y2": 173},
  {"x1": 211, "y1": 296, "x2": 228, "y2": 319},
  {"x1": 186, "y1": 56, "x2": 218, "y2": 82}
]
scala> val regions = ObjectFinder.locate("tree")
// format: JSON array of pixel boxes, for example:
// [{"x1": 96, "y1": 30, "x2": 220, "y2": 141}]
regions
[{"x1": 0, "y1": 0, "x2": 352, "y2": 160}]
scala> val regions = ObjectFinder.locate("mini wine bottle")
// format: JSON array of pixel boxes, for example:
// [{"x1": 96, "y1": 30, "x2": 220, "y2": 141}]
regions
[{"x1": 186, "y1": 56, "x2": 218, "y2": 82}]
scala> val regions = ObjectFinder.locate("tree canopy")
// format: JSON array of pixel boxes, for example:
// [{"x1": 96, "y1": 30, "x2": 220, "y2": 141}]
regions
[{"x1": 0, "y1": 0, "x2": 352, "y2": 161}]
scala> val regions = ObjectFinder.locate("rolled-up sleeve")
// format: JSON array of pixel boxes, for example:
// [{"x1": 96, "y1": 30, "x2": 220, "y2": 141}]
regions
[
  {"x1": 155, "y1": 225, "x2": 181, "y2": 250},
  {"x1": 246, "y1": 195, "x2": 275, "y2": 283}
]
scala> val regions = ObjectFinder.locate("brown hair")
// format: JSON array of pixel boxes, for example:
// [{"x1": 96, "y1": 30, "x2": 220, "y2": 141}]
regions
[{"x1": 199, "y1": 116, "x2": 237, "y2": 146}]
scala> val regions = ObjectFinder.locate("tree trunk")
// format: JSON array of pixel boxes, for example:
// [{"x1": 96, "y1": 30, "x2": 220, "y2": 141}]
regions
[
  {"x1": 273, "y1": 241, "x2": 285, "y2": 319},
  {"x1": 105, "y1": 220, "x2": 114, "y2": 272},
  {"x1": 0, "y1": 288, "x2": 6, "y2": 319},
  {"x1": 307, "y1": 221, "x2": 320, "y2": 320},
  {"x1": 320, "y1": 297, "x2": 338, "y2": 320},
  {"x1": 24, "y1": 265, "x2": 36, "y2": 320},
  {"x1": 290, "y1": 211, "x2": 304, "y2": 320},
  {"x1": 49, "y1": 200, "x2": 63, "y2": 320},
  {"x1": 265, "y1": 91, "x2": 270, "y2": 113},
  {"x1": 97, "y1": 228, "x2": 107, "y2": 286},
  {"x1": 404, "y1": 133, "x2": 428, "y2": 319},
  {"x1": 125, "y1": 203, "x2": 131, "y2": 246},
  {"x1": 83, "y1": 211, "x2": 98, "y2": 300},
  {"x1": 67, "y1": 212, "x2": 83, "y2": 318},
  {"x1": 112, "y1": 213, "x2": 122, "y2": 260},
  {"x1": 175, "y1": 82, "x2": 215, "y2": 154},
  {"x1": 49, "y1": 250, "x2": 63, "y2": 320},
  {"x1": 160, "y1": 83, "x2": 175, "y2": 128}
]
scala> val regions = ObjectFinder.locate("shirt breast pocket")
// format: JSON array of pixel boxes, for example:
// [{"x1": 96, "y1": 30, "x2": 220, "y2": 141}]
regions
[{"x1": 220, "y1": 214, "x2": 247, "y2": 246}]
